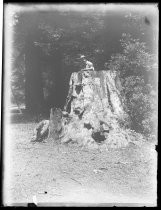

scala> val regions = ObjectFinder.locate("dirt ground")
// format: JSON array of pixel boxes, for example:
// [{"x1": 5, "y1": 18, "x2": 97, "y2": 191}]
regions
[{"x1": 3, "y1": 114, "x2": 157, "y2": 206}]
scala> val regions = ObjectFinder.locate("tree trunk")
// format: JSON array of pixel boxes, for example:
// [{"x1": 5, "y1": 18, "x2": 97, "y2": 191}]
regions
[
  {"x1": 25, "y1": 38, "x2": 44, "y2": 113},
  {"x1": 11, "y1": 86, "x2": 22, "y2": 114},
  {"x1": 50, "y1": 51, "x2": 66, "y2": 109}
]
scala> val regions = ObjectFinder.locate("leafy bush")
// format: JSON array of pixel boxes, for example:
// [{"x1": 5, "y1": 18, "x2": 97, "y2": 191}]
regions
[{"x1": 107, "y1": 34, "x2": 158, "y2": 138}]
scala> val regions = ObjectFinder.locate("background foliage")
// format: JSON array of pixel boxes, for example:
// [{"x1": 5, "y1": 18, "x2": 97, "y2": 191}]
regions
[{"x1": 107, "y1": 34, "x2": 157, "y2": 136}]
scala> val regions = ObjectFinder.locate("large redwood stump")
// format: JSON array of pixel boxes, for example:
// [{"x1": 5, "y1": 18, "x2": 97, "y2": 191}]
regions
[{"x1": 49, "y1": 70, "x2": 144, "y2": 149}]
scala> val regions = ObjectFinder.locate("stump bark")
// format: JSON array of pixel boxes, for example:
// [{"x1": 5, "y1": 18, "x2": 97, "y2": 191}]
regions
[{"x1": 47, "y1": 70, "x2": 144, "y2": 149}]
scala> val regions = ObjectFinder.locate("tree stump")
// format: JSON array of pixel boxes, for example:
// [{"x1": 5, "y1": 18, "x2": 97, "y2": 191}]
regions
[
  {"x1": 46, "y1": 70, "x2": 144, "y2": 149},
  {"x1": 60, "y1": 70, "x2": 138, "y2": 149}
]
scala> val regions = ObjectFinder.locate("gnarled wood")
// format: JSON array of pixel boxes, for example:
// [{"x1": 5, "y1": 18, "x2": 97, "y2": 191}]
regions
[
  {"x1": 32, "y1": 70, "x2": 144, "y2": 149},
  {"x1": 60, "y1": 70, "x2": 143, "y2": 149}
]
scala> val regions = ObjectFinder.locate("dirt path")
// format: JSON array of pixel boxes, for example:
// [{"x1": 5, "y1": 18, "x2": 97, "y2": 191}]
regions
[{"x1": 3, "y1": 121, "x2": 157, "y2": 206}]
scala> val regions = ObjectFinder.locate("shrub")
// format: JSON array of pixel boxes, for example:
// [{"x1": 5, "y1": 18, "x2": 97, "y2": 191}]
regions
[{"x1": 107, "y1": 34, "x2": 158, "y2": 137}]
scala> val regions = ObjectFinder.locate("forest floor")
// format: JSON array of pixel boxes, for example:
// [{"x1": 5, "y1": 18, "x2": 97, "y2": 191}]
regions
[{"x1": 3, "y1": 113, "x2": 157, "y2": 207}]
